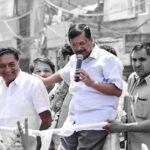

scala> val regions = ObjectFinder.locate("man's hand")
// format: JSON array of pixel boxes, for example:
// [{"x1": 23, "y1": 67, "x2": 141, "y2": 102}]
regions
[
  {"x1": 32, "y1": 73, "x2": 47, "y2": 86},
  {"x1": 17, "y1": 118, "x2": 37, "y2": 150},
  {"x1": 103, "y1": 119, "x2": 126, "y2": 133},
  {"x1": 75, "y1": 69, "x2": 93, "y2": 86}
]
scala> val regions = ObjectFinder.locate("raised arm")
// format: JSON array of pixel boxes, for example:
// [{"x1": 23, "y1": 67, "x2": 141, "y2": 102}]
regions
[
  {"x1": 34, "y1": 72, "x2": 62, "y2": 87},
  {"x1": 17, "y1": 119, "x2": 37, "y2": 150}
]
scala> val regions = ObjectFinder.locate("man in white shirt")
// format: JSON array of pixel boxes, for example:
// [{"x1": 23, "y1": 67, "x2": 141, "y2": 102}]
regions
[
  {"x1": 40, "y1": 23, "x2": 123, "y2": 150},
  {"x1": 0, "y1": 47, "x2": 52, "y2": 149}
]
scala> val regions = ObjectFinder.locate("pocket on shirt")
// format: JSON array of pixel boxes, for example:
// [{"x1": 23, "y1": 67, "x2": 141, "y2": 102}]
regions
[{"x1": 134, "y1": 98, "x2": 149, "y2": 119}]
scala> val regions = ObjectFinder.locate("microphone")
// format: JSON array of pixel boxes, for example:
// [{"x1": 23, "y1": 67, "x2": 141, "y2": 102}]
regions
[{"x1": 74, "y1": 54, "x2": 84, "y2": 82}]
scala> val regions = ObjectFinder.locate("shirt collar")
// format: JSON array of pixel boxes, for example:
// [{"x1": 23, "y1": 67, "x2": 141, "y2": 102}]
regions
[
  {"x1": 0, "y1": 77, "x2": 4, "y2": 84},
  {"x1": 88, "y1": 44, "x2": 101, "y2": 59},
  {"x1": 144, "y1": 74, "x2": 150, "y2": 85},
  {"x1": 0, "y1": 70, "x2": 22, "y2": 86},
  {"x1": 134, "y1": 73, "x2": 150, "y2": 85},
  {"x1": 14, "y1": 70, "x2": 22, "y2": 85}
]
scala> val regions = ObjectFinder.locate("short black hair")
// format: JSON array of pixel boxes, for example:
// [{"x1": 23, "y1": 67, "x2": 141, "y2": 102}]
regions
[
  {"x1": 100, "y1": 45, "x2": 117, "y2": 56},
  {"x1": 132, "y1": 42, "x2": 150, "y2": 55},
  {"x1": 30, "y1": 57, "x2": 55, "y2": 73},
  {"x1": 61, "y1": 44, "x2": 74, "y2": 59},
  {"x1": 0, "y1": 47, "x2": 20, "y2": 61},
  {"x1": 68, "y1": 23, "x2": 91, "y2": 41}
]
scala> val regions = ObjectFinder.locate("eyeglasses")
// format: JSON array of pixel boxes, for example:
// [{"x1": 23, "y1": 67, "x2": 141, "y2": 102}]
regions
[{"x1": 70, "y1": 39, "x2": 88, "y2": 49}]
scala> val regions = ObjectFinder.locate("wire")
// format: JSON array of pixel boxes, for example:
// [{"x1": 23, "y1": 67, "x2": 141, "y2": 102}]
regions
[
  {"x1": 0, "y1": 1, "x2": 45, "y2": 22},
  {"x1": 0, "y1": 0, "x2": 149, "y2": 23},
  {"x1": 131, "y1": 17, "x2": 150, "y2": 32},
  {"x1": 0, "y1": 0, "x2": 149, "y2": 42},
  {"x1": 46, "y1": 25, "x2": 66, "y2": 39},
  {"x1": 4, "y1": 21, "x2": 24, "y2": 40},
  {"x1": 45, "y1": 0, "x2": 150, "y2": 17}
]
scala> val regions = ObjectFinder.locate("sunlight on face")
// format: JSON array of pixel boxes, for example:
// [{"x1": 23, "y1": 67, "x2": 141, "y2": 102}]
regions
[
  {"x1": 33, "y1": 61, "x2": 53, "y2": 78},
  {"x1": 0, "y1": 54, "x2": 19, "y2": 85},
  {"x1": 70, "y1": 33, "x2": 93, "y2": 59},
  {"x1": 131, "y1": 48, "x2": 150, "y2": 78}
]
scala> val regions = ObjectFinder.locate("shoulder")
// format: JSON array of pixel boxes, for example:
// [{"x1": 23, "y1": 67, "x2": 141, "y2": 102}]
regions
[
  {"x1": 94, "y1": 45, "x2": 120, "y2": 62},
  {"x1": 19, "y1": 71, "x2": 44, "y2": 87},
  {"x1": 69, "y1": 54, "x2": 76, "y2": 62}
]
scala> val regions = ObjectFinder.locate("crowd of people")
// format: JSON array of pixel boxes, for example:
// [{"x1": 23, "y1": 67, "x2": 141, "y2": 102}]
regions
[{"x1": 0, "y1": 23, "x2": 150, "y2": 150}]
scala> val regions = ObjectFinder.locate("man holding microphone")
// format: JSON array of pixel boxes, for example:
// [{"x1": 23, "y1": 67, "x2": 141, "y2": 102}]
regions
[{"x1": 38, "y1": 23, "x2": 123, "y2": 150}]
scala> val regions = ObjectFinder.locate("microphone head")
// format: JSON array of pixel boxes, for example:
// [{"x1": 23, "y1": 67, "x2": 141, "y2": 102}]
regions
[{"x1": 76, "y1": 54, "x2": 84, "y2": 60}]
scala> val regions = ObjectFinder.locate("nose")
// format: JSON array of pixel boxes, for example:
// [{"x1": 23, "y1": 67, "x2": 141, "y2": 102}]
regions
[
  {"x1": 39, "y1": 71, "x2": 52, "y2": 78},
  {"x1": 39, "y1": 72, "x2": 47, "y2": 78},
  {"x1": 135, "y1": 60, "x2": 141, "y2": 67},
  {"x1": 74, "y1": 46, "x2": 83, "y2": 54}
]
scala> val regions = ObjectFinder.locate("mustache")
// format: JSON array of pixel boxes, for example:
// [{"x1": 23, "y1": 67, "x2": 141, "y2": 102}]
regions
[{"x1": 75, "y1": 51, "x2": 85, "y2": 56}]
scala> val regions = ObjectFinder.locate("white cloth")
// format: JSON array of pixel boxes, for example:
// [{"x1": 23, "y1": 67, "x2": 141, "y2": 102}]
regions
[
  {"x1": 0, "y1": 122, "x2": 108, "y2": 150},
  {"x1": 0, "y1": 71, "x2": 50, "y2": 145},
  {"x1": 103, "y1": 133, "x2": 120, "y2": 150},
  {"x1": 59, "y1": 44, "x2": 123, "y2": 127}
]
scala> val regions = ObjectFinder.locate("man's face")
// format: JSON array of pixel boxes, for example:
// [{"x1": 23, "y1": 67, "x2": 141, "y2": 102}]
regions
[
  {"x1": 70, "y1": 33, "x2": 93, "y2": 59},
  {"x1": 33, "y1": 61, "x2": 53, "y2": 78},
  {"x1": 0, "y1": 54, "x2": 20, "y2": 85},
  {"x1": 131, "y1": 48, "x2": 150, "y2": 79}
]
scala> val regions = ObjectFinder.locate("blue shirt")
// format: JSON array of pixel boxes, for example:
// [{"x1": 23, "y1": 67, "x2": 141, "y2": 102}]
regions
[{"x1": 59, "y1": 44, "x2": 123, "y2": 126}]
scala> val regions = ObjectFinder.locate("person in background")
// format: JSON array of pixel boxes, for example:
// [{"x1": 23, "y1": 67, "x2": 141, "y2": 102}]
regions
[
  {"x1": 0, "y1": 47, "x2": 52, "y2": 149},
  {"x1": 100, "y1": 45, "x2": 117, "y2": 57},
  {"x1": 100, "y1": 45, "x2": 128, "y2": 120},
  {"x1": 100, "y1": 45, "x2": 128, "y2": 150},
  {"x1": 103, "y1": 42, "x2": 150, "y2": 150},
  {"x1": 49, "y1": 43, "x2": 74, "y2": 150},
  {"x1": 28, "y1": 47, "x2": 73, "y2": 150},
  {"x1": 29, "y1": 57, "x2": 55, "y2": 93},
  {"x1": 29, "y1": 57, "x2": 56, "y2": 149},
  {"x1": 49, "y1": 44, "x2": 74, "y2": 116},
  {"x1": 38, "y1": 23, "x2": 123, "y2": 150}
]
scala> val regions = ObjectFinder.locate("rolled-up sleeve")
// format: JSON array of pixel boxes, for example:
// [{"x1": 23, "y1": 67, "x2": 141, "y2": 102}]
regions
[{"x1": 103, "y1": 56, "x2": 123, "y2": 90}]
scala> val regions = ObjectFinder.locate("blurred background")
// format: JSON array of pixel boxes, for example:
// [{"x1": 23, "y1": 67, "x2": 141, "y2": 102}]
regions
[{"x1": 0, "y1": 0, "x2": 150, "y2": 80}]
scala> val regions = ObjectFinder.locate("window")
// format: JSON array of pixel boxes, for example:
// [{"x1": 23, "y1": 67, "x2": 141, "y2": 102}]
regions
[{"x1": 136, "y1": 0, "x2": 147, "y2": 14}]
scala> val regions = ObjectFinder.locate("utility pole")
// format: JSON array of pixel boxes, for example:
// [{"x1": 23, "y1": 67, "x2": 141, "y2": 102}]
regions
[{"x1": 15, "y1": 0, "x2": 32, "y2": 71}]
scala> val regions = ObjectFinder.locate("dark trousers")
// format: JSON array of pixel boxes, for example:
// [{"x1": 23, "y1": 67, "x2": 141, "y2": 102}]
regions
[{"x1": 60, "y1": 130, "x2": 108, "y2": 150}]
